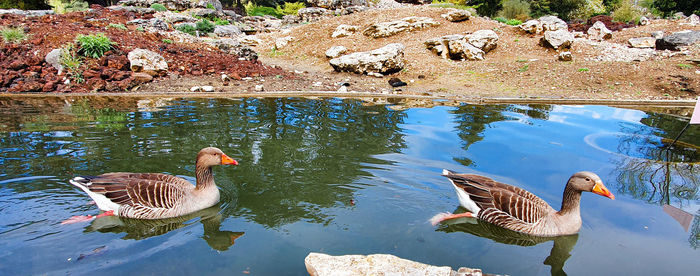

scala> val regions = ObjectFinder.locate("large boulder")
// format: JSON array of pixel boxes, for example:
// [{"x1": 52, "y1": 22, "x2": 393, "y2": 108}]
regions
[
  {"x1": 441, "y1": 9, "x2": 471, "y2": 22},
  {"x1": 466, "y1": 30, "x2": 498, "y2": 53},
  {"x1": 363, "y1": 17, "x2": 439, "y2": 38},
  {"x1": 298, "y1": 7, "x2": 333, "y2": 22},
  {"x1": 656, "y1": 30, "x2": 700, "y2": 50},
  {"x1": 332, "y1": 24, "x2": 359, "y2": 38},
  {"x1": 214, "y1": 25, "x2": 242, "y2": 37},
  {"x1": 305, "y1": 253, "x2": 455, "y2": 276},
  {"x1": 208, "y1": 39, "x2": 258, "y2": 61},
  {"x1": 628, "y1": 37, "x2": 656, "y2": 48},
  {"x1": 540, "y1": 29, "x2": 574, "y2": 51},
  {"x1": 539, "y1": 16, "x2": 568, "y2": 32},
  {"x1": 520, "y1": 19, "x2": 543, "y2": 34},
  {"x1": 424, "y1": 32, "x2": 497, "y2": 61},
  {"x1": 127, "y1": 49, "x2": 168, "y2": 76},
  {"x1": 587, "y1": 21, "x2": 612, "y2": 40},
  {"x1": 329, "y1": 43, "x2": 405, "y2": 75}
]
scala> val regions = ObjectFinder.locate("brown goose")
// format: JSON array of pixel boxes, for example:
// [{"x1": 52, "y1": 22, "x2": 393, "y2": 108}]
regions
[
  {"x1": 430, "y1": 170, "x2": 615, "y2": 237},
  {"x1": 68, "y1": 147, "x2": 238, "y2": 220}
]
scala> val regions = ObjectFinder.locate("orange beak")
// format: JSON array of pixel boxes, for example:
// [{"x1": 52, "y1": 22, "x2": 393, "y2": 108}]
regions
[
  {"x1": 221, "y1": 153, "x2": 238, "y2": 165},
  {"x1": 592, "y1": 180, "x2": 615, "y2": 200}
]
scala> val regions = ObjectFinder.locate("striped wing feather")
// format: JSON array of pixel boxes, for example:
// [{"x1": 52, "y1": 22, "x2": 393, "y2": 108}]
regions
[
  {"x1": 86, "y1": 173, "x2": 189, "y2": 209},
  {"x1": 446, "y1": 173, "x2": 553, "y2": 224}
]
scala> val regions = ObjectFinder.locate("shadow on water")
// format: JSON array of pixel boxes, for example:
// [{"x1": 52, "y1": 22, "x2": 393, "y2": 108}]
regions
[
  {"x1": 85, "y1": 205, "x2": 244, "y2": 251},
  {"x1": 437, "y1": 209, "x2": 578, "y2": 276}
]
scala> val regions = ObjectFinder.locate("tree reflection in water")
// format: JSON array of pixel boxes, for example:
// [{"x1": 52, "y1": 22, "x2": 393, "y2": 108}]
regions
[
  {"x1": 613, "y1": 113, "x2": 699, "y2": 248},
  {"x1": 437, "y1": 208, "x2": 578, "y2": 276},
  {"x1": 86, "y1": 205, "x2": 244, "y2": 251}
]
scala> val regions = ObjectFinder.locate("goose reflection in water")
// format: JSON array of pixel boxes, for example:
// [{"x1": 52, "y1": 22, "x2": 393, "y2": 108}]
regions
[
  {"x1": 84, "y1": 205, "x2": 244, "y2": 251},
  {"x1": 436, "y1": 209, "x2": 578, "y2": 276}
]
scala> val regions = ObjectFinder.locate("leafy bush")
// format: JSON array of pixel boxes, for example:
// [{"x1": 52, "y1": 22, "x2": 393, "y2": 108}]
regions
[
  {"x1": 612, "y1": 0, "x2": 642, "y2": 23},
  {"x1": 506, "y1": 19, "x2": 523, "y2": 25},
  {"x1": 75, "y1": 33, "x2": 115, "y2": 59},
  {"x1": 59, "y1": 43, "x2": 84, "y2": 84},
  {"x1": 498, "y1": 0, "x2": 531, "y2": 21},
  {"x1": 176, "y1": 24, "x2": 197, "y2": 36},
  {"x1": 276, "y1": 2, "x2": 305, "y2": 16},
  {"x1": 529, "y1": 0, "x2": 587, "y2": 20},
  {"x1": 569, "y1": 0, "x2": 606, "y2": 19},
  {"x1": 107, "y1": 23, "x2": 127, "y2": 30},
  {"x1": 150, "y1": 3, "x2": 167, "y2": 11},
  {"x1": 206, "y1": 3, "x2": 215, "y2": 10},
  {"x1": 162, "y1": 38, "x2": 173, "y2": 44},
  {"x1": 213, "y1": 17, "x2": 230, "y2": 25},
  {"x1": 653, "y1": 0, "x2": 700, "y2": 18},
  {"x1": 196, "y1": 19, "x2": 215, "y2": 33},
  {"x1": 0, "y1": 27, "x2": 27, "y2": 44},
  {"x1": 245, "y1": 2, "x2": 282, "y2": 18},
  {"x1": 494, "y1": 16, "x2": 508, "y2": 23},
  {"x1": 49, "y1": 0, "x2": 88, "y2": 14}
]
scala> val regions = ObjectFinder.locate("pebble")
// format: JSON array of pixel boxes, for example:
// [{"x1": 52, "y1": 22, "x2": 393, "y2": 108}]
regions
[
  {"x1": 242, "y1": 77, "x2": 253, "y2": 81},
  {"x1": 254, "y1": 84, "x2": 264, "y2": 91},
  {"x1": 367, "y1": 72, "x2": 383, "y2": 78},
  {"x1": 201, "y1": 85, "x2": 214, "y2": 92},
  {"x1": 337, "y1": 86, "x2": 348, "y2": 93}
]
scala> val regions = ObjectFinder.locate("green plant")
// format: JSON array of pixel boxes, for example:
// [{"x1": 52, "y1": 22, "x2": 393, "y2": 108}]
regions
[
  {"x1": 206, "y1": 3, "x2": 215, "y2": 10},
  {"x1": 516, "y1": 58, "x2": 528, "y2": 62},
  {"x1": 176, "y1": 24, "x2": 197, "y2": 36},
  {"x1": 578, "y1": 68, "x2": 590, "y2": 72},
  {"x1": 0, "y1": 27, "x2": 26, "y2": 43},
  {"x1": 276, "y1": 2, "x2": 305, "y2": 16},
  {"x1": 195, "y1": 19, "x2": 215, "y2": 33},
  {"x1": 677, "y1": 63, "x2": 693, "y2": 69},
  {"x1": 150, "y1": 3, "x2": 167, "y2": 12},
  {"x1": 107, "y1": 23, "x2": 127, "y2": 30},
  {"x1": 506, "y1": 19, "x2": 523, "y2": 25},
  {"x1": 213, "y1": 17, "x2": 230, "y2": 25},
  {"x1": 612, "y1": 0, "x2": 641, "y2": 23},
  {"x1": 59, "y1": 43, "x2": 84, "y2": 84},
  {"x1": 75, "y1": 33, "x2": 115, "y2": 58},
  {"x1": 494, "y1": 16, "x2": 508, "y2": 23},
  {"x1": 49, "y1": 0, "x2": 88, "y2": 14},
  {"x1": 136, "y1": 26, "x2": 144, "y2": 32},
  {"x1": 518, "y1": 64, "x2": 529, "y2": 72},
  {"x1": 498, "y1": 0, "x2": 530, "y2": 21},
  {"x1": 245, "y1": 2, "x2": 283, "y2": 18},
  {"x1": 162, "y1": 38, "x2": 173, "y2": 44}
]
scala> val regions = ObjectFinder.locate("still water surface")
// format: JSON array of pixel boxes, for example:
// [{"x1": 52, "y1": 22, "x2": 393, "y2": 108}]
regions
[{"x1": 0, "y1": 98, "x2": 698, "y2": 275}]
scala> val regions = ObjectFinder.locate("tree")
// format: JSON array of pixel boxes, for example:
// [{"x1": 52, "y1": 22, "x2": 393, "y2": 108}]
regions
[
  {"x1": 471, "y1": 0, "x2": 502, "y2": 17},
  {"x1": 654, "y1": 0, "x2": 700, "y2": 17},
  {"x1": 0, "y1": 0, "x2": 51, "y2": 9},
  {"x1": 527, "y1": 0, "x2": 586, "y2": 20}
]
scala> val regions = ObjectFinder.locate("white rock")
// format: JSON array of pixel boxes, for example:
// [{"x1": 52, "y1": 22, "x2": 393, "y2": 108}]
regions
[
  {"x1": 449, "y1": 39, "x2": 484, "y2": 60},
  {"x1": 201, "y1": 85, "x2": 214, "y2": 92},
  {"x1": 329, "y1": 43, "x2": 405, "y2": 75},
  {"x1": 520, "y1": 19, "x2": 543, "y2": 34},
  {"x1": 275, "y1": 36, "x2": 294, "y2": 49},
  {"x1": 305, "y1": 253, "x2": 455, "y2": 276},
  {"x1": 425, "y1": 34, "x2": 465, "y2": 59},
  {"x1": 639, "y1": 16, "x2": 650, "y2": 26},
  {"x1": 628, "y1": 37, "x2": 656, "y2": 48},
  {"x1": 588, "y1": 21, "x2": 612, "y2": 41},
  {"x1": 214, "y1": 25, "x2": 242, "y2": 37},
  {"x1": 332, "y1": 24, "x2": 359, "y2": 38},
  {"x1": 539, "y1": 16, "x2": 568, "y2": 32},
  {"x1": 238, "y1": 35, "x2": 261, "y2": 46},
  {"x1": 325, "y1": 46, "x2": 348, "y2": 58},
  {"x1": 254, "y1": 84, "x2": 264, "y2": 91},
  {"x1": 441, "y1": 9, "x2": 471, "y2": 22},
  {"x1": 541, "y1": 29, "x2": 574, "y2": 50},
  {"x1": 363, "y1": 17, "x2": 439, "y2": 38},
  {"x1": 651, "y1": 31, "x2": 664, "y2": 39},
  {"x1": 45, "y1": 48, "x2": 64, "y2": 74},
  {"x1": 128, "y1": 49, "x2": 168, "y2": 76},
  {"x1": 558, "y1": 51, "x2": 572, "y2": 61},
  {"x1": 190, "y1": 86, "x2": 201, "y2": 92},
  {"x1": 686, "y1": 14, "x2": 699, "y2": 26},
  {"x1": 466, "y1": 30, "x2": 499, "y2": 53},
  {"x1": 337, "y1": 86, "x2": 348, "y2": 93}
]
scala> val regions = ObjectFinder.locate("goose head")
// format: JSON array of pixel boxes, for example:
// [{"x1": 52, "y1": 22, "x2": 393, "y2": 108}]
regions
[
  {"x1": 196, "y1": 147, "x2": 238, "y2": 167},
  {"x1": 568, "y1": 171, "x2": 614, "y2": 200}
]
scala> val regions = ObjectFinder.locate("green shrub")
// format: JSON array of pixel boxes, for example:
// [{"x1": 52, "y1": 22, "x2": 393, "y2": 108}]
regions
[
  {"x1": 195, "y1": 19, "x2": 215, "y2": 33},
  {"x1": 75, "y1": 33, "x2": 115, "y2": 58},
  {"x1": 206, "y1": 3, "x2": 215, "y2": 10},
  {"x1": 494, "y1": 16, "x2": 508, "y2": 23},
  {"x1": 612, "y1": 0, "x2": 641, "y2": 23},
  {"x1": 276, "y1": 2, "x2": 305, "y2": 16},
  {"x1": 0, "y1": 27, "x2": 27, "y2": 44},
  {"x1": 498, "y1": 0, "x2": 530, "y2": 20},
  {"x1": 150, "y1": 3, "x2": 167, "y2": 12},
  {"x1": 59, "y1": 43, "x2": 84, "y2": 84},
  {"x1": 136, "y1": 26, "x2": 144, "y2": 32},
  {"x1": 162, "y1": 38, "x2": 173, "y2": 44},
  {"x1": 213, "y1": 17, "x2": 230, "y2": 25},
  {"x1": 107, "y1": 23, "x2": 127, "y2": 30},
  {"x1": 506, "y1": 19, "x2": 523, "y2": 25},
  {"x1": 245, "y1": 2, "x2": 282, "y2": 18},
  {"x1": 176, "y1": 24, "x2": 197, "y2": 36}
]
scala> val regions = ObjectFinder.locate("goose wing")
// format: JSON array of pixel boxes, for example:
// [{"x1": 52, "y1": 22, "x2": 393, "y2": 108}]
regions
[{"x1": 79, "y1": 173, "x2": 189, "y2": 209}]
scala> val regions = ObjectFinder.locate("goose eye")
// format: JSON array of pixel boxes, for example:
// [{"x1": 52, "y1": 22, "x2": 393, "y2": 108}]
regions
[{"x1": 585, "y1": 177, "x2": 591, "y2": 182}]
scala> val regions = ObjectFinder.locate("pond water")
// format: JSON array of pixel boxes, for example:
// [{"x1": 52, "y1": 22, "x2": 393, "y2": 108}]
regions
[{"x1": 0, "y1": 97, "x2": 698, "y2": 275}]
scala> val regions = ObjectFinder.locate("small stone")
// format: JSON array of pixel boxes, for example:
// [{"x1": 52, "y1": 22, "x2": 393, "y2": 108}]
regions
[
  {"x1": 651, "y1": 31, "x2": 664, "y2": 39},
  {"x1": 337, "y1": 86, "x2": 348, "y2": 93},
  {"x1": 190, "y1": 86, "x2": 201, "y2": 92},
  {"x1": 388, "y1": 77, "x2": 407, "y2": 87},
  {"x1": 639, "y1": 16, "x2": 650, "y2": 26},
  {"x1": 254, "y1": 84, "x2": 264, "y2": 91},
  {"x1": 312, "y1": 81, "x2": 323, "y2": 87},
  {"x1": 45, "y1": 49, "x2": 64, "y2": 74},
  {"x1": 201, "y1": 85, "x2": 214, "y2": 92},
  {"x1": 367, "y1": 72, "x2": 384, "y2": 78},
  {"x1": 558, "y1": 51, "x2": 572, "y2": 61}
]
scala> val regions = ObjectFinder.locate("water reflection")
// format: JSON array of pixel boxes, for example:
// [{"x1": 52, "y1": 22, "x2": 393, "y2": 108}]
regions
[
  {"x1": 86, "y1": 206, "x2": 244, "y2": 251},
  {"x1": 437, "y1": 209, "x2": 578, "y2": 276}
]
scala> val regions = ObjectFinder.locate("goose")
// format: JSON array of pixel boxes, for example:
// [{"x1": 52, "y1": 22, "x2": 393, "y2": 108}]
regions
[
  {"x1": 68, "y1": 147, "x2": 238, "y2": 220},
  {"x1": 430, "y1": 170, "x2": 615, "y2": 237}
]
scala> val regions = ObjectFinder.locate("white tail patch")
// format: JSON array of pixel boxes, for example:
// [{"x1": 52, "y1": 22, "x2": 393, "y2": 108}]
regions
[
  {"x1": 429, "y1": 212, "x2": 454, "y2": 226},
  {"x1": 442, "y1": 169, "x2": 451, "y2": 176},
  {"x1": 69, "y1": 177, "x2": 120, "y2": 213}
]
